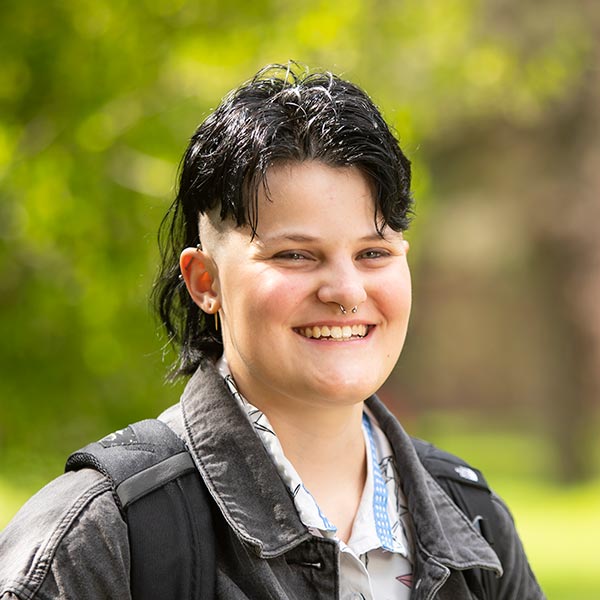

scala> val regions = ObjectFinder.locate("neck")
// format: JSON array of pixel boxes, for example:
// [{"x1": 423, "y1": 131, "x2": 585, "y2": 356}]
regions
[
  {"x1": 264, "y1": 400, "x2": 364, "y2": 464},
  {"x1": 261, "y1": 399, "x2": 367, "y2": 544},
  {"x1": 223, "y1": 358, "x2": 369, "y2": 541}
]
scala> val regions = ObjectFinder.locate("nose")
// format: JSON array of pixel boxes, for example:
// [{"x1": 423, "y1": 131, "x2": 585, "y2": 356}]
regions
[{"x1": 316, "y1": 258, "x2": 367, "y2": 312}]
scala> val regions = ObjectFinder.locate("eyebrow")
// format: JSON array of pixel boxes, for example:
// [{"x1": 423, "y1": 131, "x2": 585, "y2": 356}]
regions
[{"x1": 255, "y1": 232, "x2": 394, "y2": 245}]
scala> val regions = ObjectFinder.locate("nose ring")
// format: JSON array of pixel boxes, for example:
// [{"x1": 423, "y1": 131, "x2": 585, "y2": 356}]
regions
[{"x1": 339, "y1": 305, "x2": 358, "y2": 314}]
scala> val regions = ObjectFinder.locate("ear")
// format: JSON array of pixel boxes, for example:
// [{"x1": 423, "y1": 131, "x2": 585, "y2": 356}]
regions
[{"x1": 179, "y1": 247, "x2": 220, "y2": 314}]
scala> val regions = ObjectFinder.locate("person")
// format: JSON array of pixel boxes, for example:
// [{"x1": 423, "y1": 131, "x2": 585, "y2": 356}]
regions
[{"x1": 0, "y1": 63, "x2": 544, "y2": 599}]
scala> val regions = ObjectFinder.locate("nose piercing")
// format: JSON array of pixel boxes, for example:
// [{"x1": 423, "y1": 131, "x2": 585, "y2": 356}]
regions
[{"x1": 339, "y1": 305, "x2": 358, "y2": 314}]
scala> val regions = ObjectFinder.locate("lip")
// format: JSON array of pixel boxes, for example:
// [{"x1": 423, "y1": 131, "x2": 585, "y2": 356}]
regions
[{"x1": 294, "y1": 320, "x2": 372, "y2": 329}]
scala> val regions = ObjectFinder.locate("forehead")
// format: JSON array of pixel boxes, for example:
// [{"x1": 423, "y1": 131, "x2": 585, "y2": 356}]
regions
[
  {"x1": 255, "y1": 161, "x2": 376, "y2": 229},
  {"x1": 262, "y1": 160, "x2": 371, "y2": 194}
]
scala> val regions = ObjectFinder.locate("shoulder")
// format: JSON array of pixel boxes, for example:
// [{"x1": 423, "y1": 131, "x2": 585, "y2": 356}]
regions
[
  {"x1": 0, "y1": 469, "x2": 130, "y2": 600},
  {"x1": 486, "y1": 492, "x2": 545, "y2": 598},
  {"x1": 414, "y1": 439, "x2": 545, "y2": 599}
]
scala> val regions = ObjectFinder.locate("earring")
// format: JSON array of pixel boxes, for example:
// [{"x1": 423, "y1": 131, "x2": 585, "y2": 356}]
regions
[{"x1": 214, "y1": 311, "x2": 219, "y2": 331}]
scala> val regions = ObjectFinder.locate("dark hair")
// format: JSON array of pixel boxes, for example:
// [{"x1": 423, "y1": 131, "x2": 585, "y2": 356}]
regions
[{"x1": 153, "y1": 62, "x2": 413, "y2": 377}]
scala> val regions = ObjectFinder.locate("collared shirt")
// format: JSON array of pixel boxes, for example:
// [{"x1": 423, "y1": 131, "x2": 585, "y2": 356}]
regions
[{"x1": 217, "y1": 358, "x2": 414, "y2": 600}]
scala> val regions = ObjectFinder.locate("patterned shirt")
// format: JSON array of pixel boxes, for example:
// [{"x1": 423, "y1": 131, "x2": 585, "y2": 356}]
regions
[{"x1": 217, "y1": 358, "x2": 414, "y2": 600}]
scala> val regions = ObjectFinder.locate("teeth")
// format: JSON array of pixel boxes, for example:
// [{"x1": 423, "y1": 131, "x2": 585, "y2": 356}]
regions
[{"x1": 297, "y1": 324, "x2": 368, "y2": 340}]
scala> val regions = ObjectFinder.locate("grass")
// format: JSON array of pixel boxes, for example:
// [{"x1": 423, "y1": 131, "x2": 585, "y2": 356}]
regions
[
  {"x1": 498, "y1": 479, "x2": 600, "y2": 599},
  {"x1": 2, "y1": 426, "x2": 599, "y2": 598},
  {"x1": 0, "y1": 479, "x2": 33, "y2": 529}
]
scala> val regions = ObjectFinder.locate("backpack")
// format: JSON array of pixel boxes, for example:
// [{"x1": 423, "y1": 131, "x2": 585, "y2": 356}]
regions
[
  {"x1": 65, "y1": 419, "x2": 215, "y2": 600},
  {"x1": 66, "y1": 420, "x2": 499, "y2": 600}
]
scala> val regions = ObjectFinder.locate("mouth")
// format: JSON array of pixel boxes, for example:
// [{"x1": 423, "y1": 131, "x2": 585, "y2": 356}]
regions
[{"x1": 294, "y1": 324, "x2": 371, "y2": 341}]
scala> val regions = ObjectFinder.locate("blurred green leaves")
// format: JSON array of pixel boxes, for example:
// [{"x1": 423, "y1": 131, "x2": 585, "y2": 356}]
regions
[{"x1": 0, "y1": 0, "x2": 596, "y2": 478}]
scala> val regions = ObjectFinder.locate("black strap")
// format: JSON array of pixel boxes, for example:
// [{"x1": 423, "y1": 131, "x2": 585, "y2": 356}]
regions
[
  {"x1": 66, "y1": 419, "x2": 216, "y2": 600},
  {"x1": 413, "y1": 437, "x2": 499, "y2": 599}
]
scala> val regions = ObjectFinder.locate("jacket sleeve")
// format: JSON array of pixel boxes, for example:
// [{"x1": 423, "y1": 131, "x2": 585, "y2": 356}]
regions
[
  {"x1": 0, "y1": 469, "x2": 131, "y2": 600},
  {"x1": 491, "y1": 493, "x2": 546, "y2": 599}
]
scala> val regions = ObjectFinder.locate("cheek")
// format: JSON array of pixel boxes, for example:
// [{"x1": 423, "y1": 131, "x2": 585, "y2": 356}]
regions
[
  {"x1": 378, "y1": 271, "x2": 412, "y2": 321},
  {"x1": 243, "y1": 273, "x2": 308, "y2": 322}
]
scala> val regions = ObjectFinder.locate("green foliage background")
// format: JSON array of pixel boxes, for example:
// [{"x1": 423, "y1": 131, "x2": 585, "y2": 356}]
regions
[{"x1": 2, "y1": 1, "x2": 599, "y2": 596}]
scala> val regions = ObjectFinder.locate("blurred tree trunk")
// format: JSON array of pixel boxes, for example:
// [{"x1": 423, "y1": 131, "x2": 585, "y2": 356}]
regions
[
  {"x1": 404, "y1": 0, "x2": 600, "y2": 483},
  {"x1": 530, "y1": 0, "x2": 600, "y2": 482}
]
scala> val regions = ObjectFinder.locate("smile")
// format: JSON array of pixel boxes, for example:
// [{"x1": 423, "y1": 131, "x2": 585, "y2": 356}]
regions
[{"x1": 295, "y1": 324, "x2": 370, "y2": 340}]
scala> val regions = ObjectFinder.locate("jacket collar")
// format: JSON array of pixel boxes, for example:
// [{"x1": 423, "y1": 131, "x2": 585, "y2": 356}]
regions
[
  {"x1": 180, "y1": 361, "x2": 312, "y2": 558},
  {"x1": 366, "y1": 395, "x2": 502, "y2": 577},
  {"x1": 179, "y1": 361, "x2": 501, "y2": 574}
]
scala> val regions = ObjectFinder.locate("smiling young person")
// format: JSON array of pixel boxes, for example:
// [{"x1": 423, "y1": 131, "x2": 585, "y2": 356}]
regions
[{"x1": 0, "y1": 65, "x2": 544, "y2": 599}]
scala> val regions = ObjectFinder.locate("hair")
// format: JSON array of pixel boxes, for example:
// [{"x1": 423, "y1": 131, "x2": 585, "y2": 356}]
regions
[{"x1": 152, "y1": 62, "x2": 413, "y2": 377}]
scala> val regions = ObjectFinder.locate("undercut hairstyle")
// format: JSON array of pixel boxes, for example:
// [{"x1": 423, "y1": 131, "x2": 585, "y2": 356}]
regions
[{"x1": 153, "y1": 62, "x2": 413, "y2": 376}]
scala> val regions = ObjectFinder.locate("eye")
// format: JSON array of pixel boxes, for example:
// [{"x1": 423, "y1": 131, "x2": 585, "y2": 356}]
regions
[
  {"x1": 358, "y1": 248, "x2": 390, "y2": 260},
  {"x1": 273, "y1": 251, "x2": 311, "y2": 261}
]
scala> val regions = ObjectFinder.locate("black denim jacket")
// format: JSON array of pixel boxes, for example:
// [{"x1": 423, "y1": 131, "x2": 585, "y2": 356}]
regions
[{"x1": 0, "y1": 363, "x2": 545, "y2": 599}]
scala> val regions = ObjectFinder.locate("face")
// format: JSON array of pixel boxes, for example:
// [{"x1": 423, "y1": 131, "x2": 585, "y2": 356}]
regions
[{"x1": 206, "y1": 161, "x2": 411, "y2": 413}]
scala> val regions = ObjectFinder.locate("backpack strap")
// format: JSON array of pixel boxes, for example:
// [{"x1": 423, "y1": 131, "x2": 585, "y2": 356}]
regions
[
  {"x1": 66, "y1": 419, "x2": 215, "y2": 600},
  {"x1": 412, "y1": 437, "x2": 499, "y2": 600}
]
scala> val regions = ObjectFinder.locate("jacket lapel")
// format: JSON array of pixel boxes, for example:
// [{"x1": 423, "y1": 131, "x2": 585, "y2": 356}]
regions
[
  {"x1": 366, "y1": 395, "x2": 502, "y2": 576},
  {"x1": 180, "y1": 361, "x2": 311, "y2": 558}
]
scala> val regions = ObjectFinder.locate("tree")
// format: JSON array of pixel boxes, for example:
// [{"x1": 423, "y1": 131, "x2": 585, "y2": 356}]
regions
[{"x1": 0, "y1": 0, "x2": 596, "y2": 483}]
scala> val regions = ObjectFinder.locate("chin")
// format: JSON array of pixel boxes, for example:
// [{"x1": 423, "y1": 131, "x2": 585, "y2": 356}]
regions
[{"x1": 310, "y1": 376, "x2": 383, "y2": 404}]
